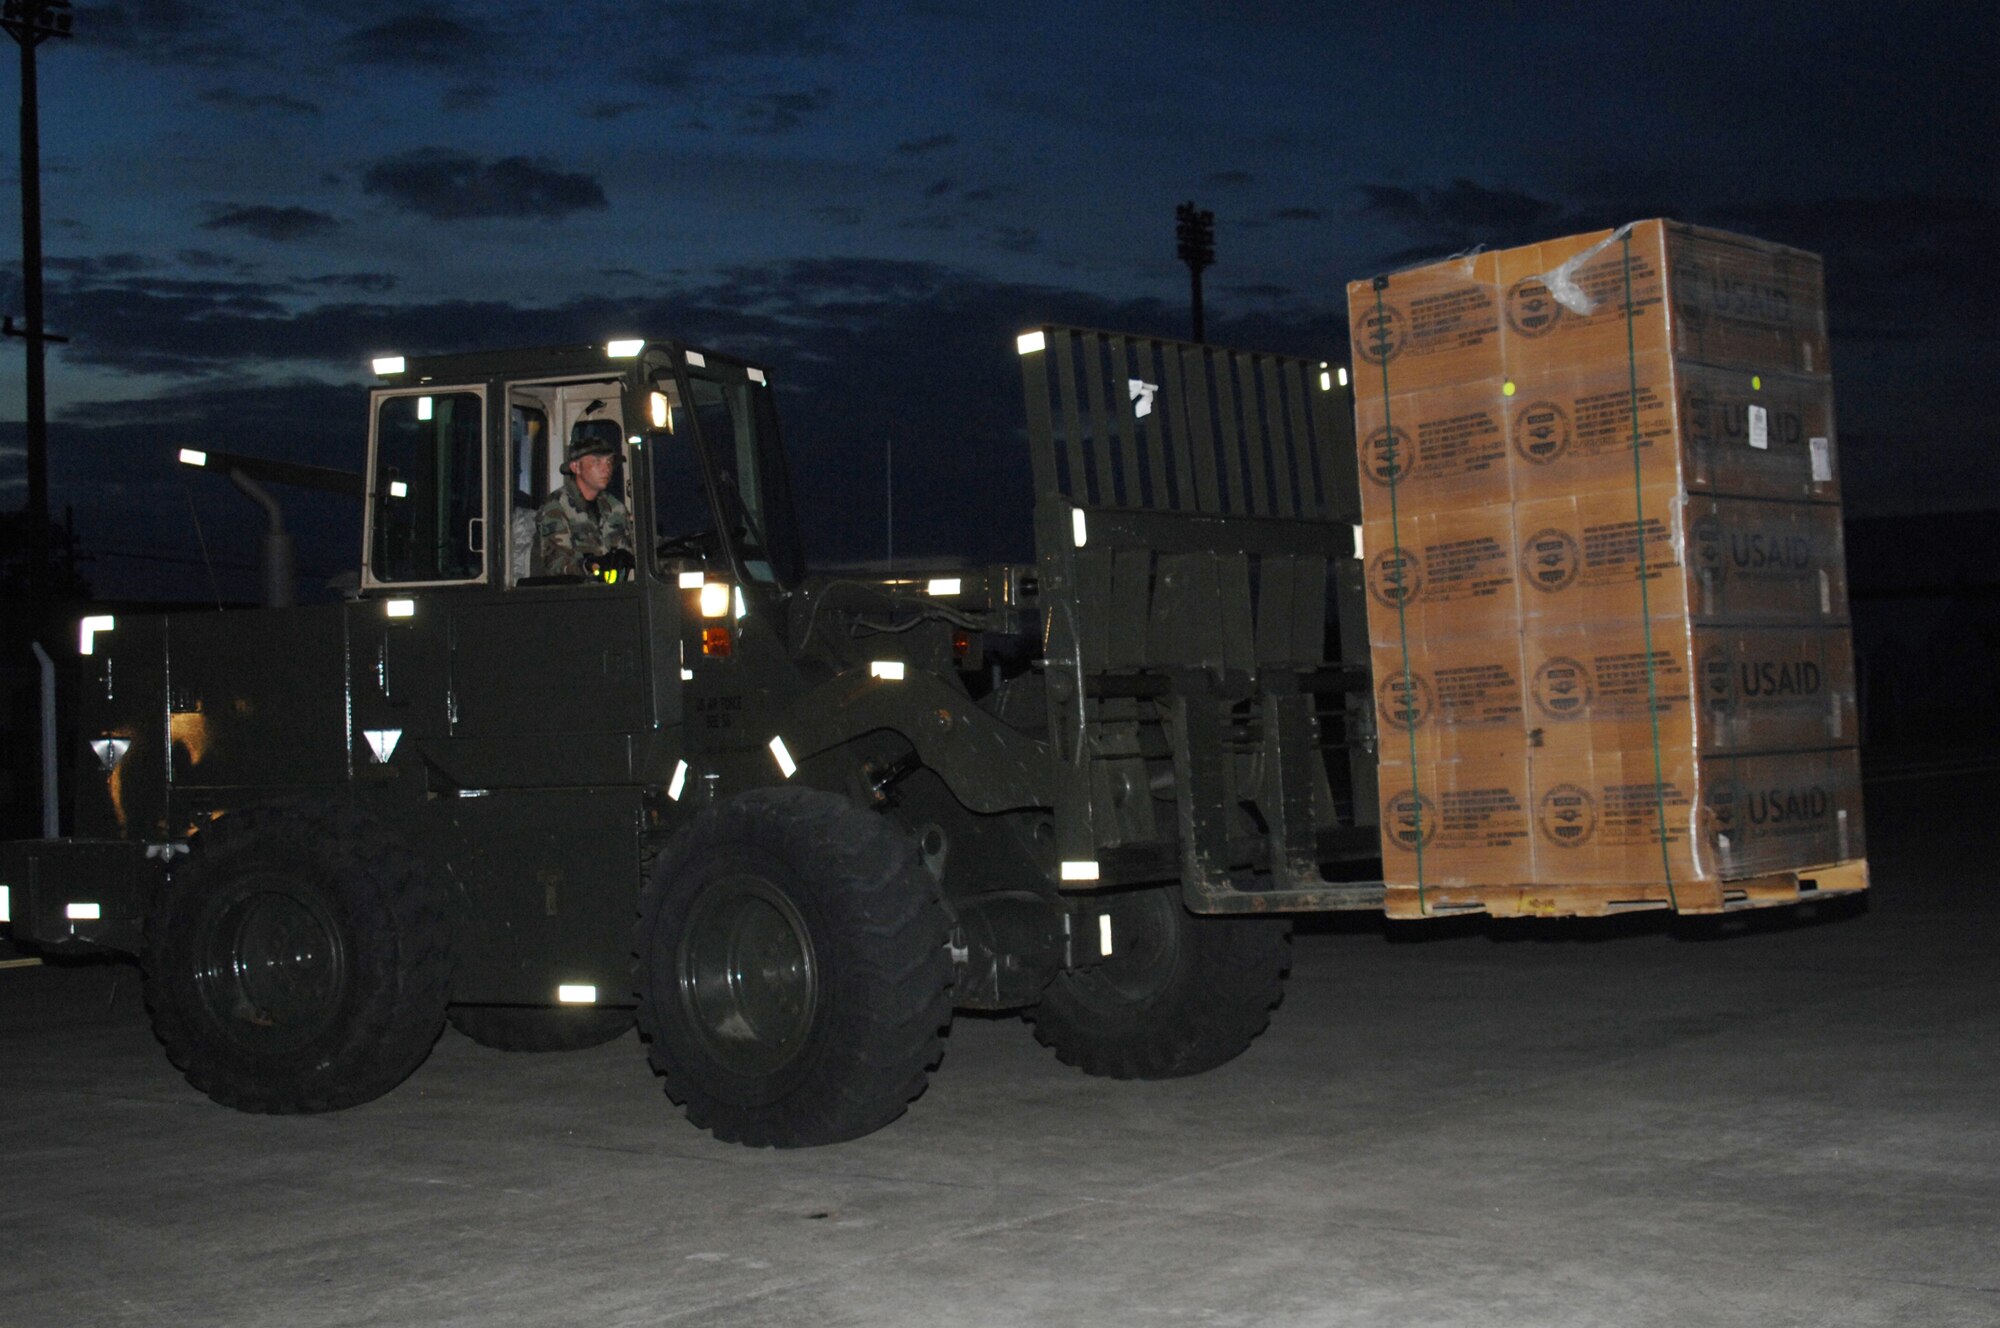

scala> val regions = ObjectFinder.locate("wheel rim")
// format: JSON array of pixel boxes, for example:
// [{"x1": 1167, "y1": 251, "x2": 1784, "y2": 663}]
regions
[
  {"x1": 1085, "y1": 890, "x2": 1182, "y2": 1004},
  {"x1": 194, "y1": 876, "x2": 347, "y2": 1054},
  {"x1": 677, "y1": 873, "x2": 817, "y2": 1077}
]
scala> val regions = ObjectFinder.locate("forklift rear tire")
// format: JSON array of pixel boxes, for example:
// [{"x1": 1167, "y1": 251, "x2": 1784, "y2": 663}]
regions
[
  {"x1": 143, "y1": 802, "x2": 451, "y2": 1114},
  {"x1": 635, "y1": 787, "x2": 952, "y2": 1147},
  {"x1": 448, "y1": 1004, "x2": 634, "y2": 1052},
  {"x1": 1029, "y1": 887, "x2": 1289, "y2": 1079}
]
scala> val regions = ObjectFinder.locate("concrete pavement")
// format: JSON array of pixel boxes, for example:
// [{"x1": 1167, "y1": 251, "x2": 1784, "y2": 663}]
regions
[{"x1": 3, "y1": 767, "x2": 1995, "y2": 1327}]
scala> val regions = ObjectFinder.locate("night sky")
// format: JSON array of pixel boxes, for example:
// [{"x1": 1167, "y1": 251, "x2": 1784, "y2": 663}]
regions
[{"x1": 0, "y1": 1, "x2": 1991, "y2": 602}]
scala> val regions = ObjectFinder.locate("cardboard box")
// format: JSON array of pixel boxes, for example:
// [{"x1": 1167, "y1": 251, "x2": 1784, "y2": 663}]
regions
[
  {"x1": 1371, "y1": 635, "x2": 1527, "y2": 770},
  {"x1": 1494, "y1": 224, "x2": 1673, "y2": 379},
  {"x1": 1349, "y1": 220, "x2": 1858, "y2": 905},
  {"x1": 1355, "y1": 381, "x2": 1512, "y2": 515},
  {"x1": 1349, "y1": 250, "x2": 1505, "y2": 393},
  {"x1": 1685, "y1": 495, "x2": 1850, "y2": 624},
  {"x1": 1377, "y1": 751, "x2": 1534, "y2": 887},
  {"x1": 1666, "y1": 224, "x2": 1830, "y2": 376},
  {"x1": 1528, "y1": 742, "x2": 1702, "y2": 886},
  {"x1": 1694, "y1": 627, "x2": 1857, "y2": 752},
  {"x1": 1699, "y1": 747, "x2": 1865, "y2": 879},
  {"x1": 1502, "y1": 351, "x2": 1683, "y2": 501},
  {"x1": 1363, "y1": 503, "x2": 1520, "y2": 645},
  {"x1": 1513, "y1": 486, "x2": 1687, "y2": 624},
  {"x1": 1678, "y1": 363, "x2": 1839, "y2": 502}
]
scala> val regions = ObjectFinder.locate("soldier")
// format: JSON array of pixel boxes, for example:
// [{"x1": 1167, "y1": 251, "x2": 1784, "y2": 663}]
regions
[{"x1": 537, "y1": 418, "x2": 635, "y2": 577}]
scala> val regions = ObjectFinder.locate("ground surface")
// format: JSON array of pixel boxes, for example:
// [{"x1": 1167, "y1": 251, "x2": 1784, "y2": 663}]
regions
[{"x1": 2, "y1": 765, "x2": 1995, "y2": 1327}]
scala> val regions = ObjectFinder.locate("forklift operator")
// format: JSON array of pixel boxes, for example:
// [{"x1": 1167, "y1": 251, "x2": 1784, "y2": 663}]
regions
[{"x1": 536, "y1": 420, "x2": 635, "y2": 577}]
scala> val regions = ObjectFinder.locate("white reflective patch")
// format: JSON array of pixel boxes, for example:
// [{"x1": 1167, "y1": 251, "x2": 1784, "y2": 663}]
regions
[
  {"x1": 66, "y1": 902, "x2": 101, "y2": 921},
  {"x1": 650, "y1": 391, "x2": 671, "y2": 428},
  {"x1": 178, "y1": 448, "x2": 208, "y2": 468},
  {"x1": 1060, "y1": 860, "x2": 1099, "y2": 882},
  {"x1": 678, "y1": 570, "x2": 706, "y2": 589},
  {"x1": 388, "y1": 479, "x2": 409, "y2": 498},
  {"x1": 1338, "y1": 366, "x2": 1350, "y2": 388},
  {"x1": 1351, "y1": 524, "x2": 1364, "y2": 559},
  {"x1": 416, "y1": 395, "x2": 433, "y2": 422},
  {"x1": 1319, "y1": 370, "x2": 1331, "y2": 391},
  {"x1": 456, "y1": 789, "x2": 489, "y2": 798},
  {"x1": 667, "y1": 760, "x2": 689, "y2": 801},
  {"x1": 363, "y1": 729, "x2": 402, "y2": 763},
  {"x1": 557, "y1": 984, "x2": 597, "y2": 1004},
  {"x1": 384, "y1": 599, "x2": 415, "y2": 618},
  {"x1": 90, "y1": 737, "x2": 131, "y2": 772},
  {"x1": 1098, "y1": 912, "x2": 1113, "y2": 956},
  {"x1": 679, "y1": 668, "x2": 694, "y2": 681},
  {"x1": 0, "y1": 885, "x2": 10, "y2": 924},
  {"x1": 78, "y1": 614, "x2": 115, "y2": 656},
  {"x1": 869, "y1": 660, "x2": 906, "y2": 680},
  {"x1": 684, "y1": 350, "x2": 706, "y2": 367},
  {"x1": 372, "y1": 355, "x2": 405, "y2": 376},
  {"x1": 927, "y1": 577, "x2": 961, "y2": 597},
  {"x1": 734, "y1": 587, "x2": 746, "y2": 620},
  {"x1": 746, "y1": 366, "x2": 766, "y2": 384},
  {"x1": 768, "y1": 736, "x2": 797, "y2": 779},
  {"x1": 1128, "y1": 378, "x2": 1158, "y2": 418},
  {"x1": 606, "y1": 339, "x2": 644, "y2": 358},
  {"x1": 1016, "y1": 330, "x2": 1046, "y2": 356},
  {"x1": 1071, "y1": 508, "x2": 1088, "y2": 548}
]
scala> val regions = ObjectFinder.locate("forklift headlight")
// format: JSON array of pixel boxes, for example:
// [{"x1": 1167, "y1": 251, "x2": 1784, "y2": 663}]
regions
[{"x1": 698, "y1": 582, "x2": 731, "y2": 618}]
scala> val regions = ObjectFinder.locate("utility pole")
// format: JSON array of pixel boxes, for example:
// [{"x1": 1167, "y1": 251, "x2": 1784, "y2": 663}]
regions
[
  {"x1": 2, "y1": 0, "x2": 72, "y2": 588},
  {"x1": 1175, "y1": 201, "x2": 1214, "y2": 344}
]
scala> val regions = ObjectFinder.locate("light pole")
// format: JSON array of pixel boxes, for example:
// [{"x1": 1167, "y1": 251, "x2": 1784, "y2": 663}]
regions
[
  {"x1": 1175, "y1": 201, "x2": 1214, "y2": 344},
  {"x1": 2, "y1": 0, "x2": 71, "y2": 587}
]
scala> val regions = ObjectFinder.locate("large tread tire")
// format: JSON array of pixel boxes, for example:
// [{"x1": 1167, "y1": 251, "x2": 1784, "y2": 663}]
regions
[
  {"x1": 142, "y1": 802, "x2": 450, "y2": 1114},
  {"x1": 447, "y1": 1004, "x2": 633, "y2": 1053},
  {"x1": 1030, "y1": 887, "x2": 1290, "y2": 1079},
  {"x1": 635, "y1": 787, "x2": 952, "y2": 1147}
]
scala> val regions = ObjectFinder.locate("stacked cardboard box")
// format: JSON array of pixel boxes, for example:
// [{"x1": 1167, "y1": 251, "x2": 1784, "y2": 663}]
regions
[{"x1": 1348, "y1": 220, "x2": 1864, "y2": 914}]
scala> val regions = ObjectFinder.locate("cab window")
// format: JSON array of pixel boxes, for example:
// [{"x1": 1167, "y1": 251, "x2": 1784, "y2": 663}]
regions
[{"x1": 369, "y1": 390, "x2": 485, "y2": 584}]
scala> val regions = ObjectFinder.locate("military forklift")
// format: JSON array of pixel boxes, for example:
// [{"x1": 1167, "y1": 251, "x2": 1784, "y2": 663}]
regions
[{"x1": 1, "y1": 327, "x2": 1383, "y2": 1146}]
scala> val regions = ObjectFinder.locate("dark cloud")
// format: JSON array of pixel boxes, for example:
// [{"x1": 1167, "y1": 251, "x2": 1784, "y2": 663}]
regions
[
  {"x1": 897, "y1": 134, "x2": 957, "y2": 155},
  {"x1": 1207, "y1": 170, "x2": 1255, "y2": 186},
  {"x1": 201, "y1": 204, "x2": 343, "y2": 242},
  {"x1": 586, "y1": 102, "x2": 648, "y2": 121},
  {"x1": 341, "y1": 13, "x2": 489, "y2": 68},
  {"x1": 1266, "y1": 207, "x2": 1323, "y2": 222},
  {"x1": 49, "y1": 253, "x2": 155, "y2": 277},
  {"x1": 361, "y1": 150, "x2": 609, "y2": 221},
  {"x1": 198, "y1": 88, "x2": 321, "y2": 116},
  {"x1": 73, "y1": 1, "x2": 254, "y2": 67},
  {"x1": 814, "y1": 205, "x2": 865, "y2": 226},
  {"x1": 737, "y1": 88, "x2": 834, "y2": 134},
  {"x1": 663, "y1": 0, "x2": 855, "y2": 58},
  {"x1": 925, "y1": 178, "x2": 956, "y2": 199},
  {"x1": 304, "y1": 273, "x2": 399, "y2": 293},
  {"x1": 990, "y1": 226, "x2": 1040, "y2": 255},
  {"x1": 175, "y1": 249, "x2": 251, "y2": 271}
]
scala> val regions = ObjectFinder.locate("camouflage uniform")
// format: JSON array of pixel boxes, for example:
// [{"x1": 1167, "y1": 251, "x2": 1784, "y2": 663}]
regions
[{"x1": 535, "y1": 475, "x2": 634, "y2": 577}]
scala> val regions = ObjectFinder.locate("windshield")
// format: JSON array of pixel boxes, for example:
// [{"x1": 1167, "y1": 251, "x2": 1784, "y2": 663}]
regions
[{"x1": 654, "y1": 371, "x2": 802, "y2": 587}]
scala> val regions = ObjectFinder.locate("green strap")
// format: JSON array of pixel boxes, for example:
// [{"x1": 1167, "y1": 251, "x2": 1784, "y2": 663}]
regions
[
  {"x1": 1621, "y1": 231, "x2": 1680, "y2": 910},
  {"x1": 1371, "y1": 277, "x2": 1426, "y2": 912}
]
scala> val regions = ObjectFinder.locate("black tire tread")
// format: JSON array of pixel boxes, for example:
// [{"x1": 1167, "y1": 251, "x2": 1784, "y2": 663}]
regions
[
  {"x1": 1030, "y1": 904, "x2": 1289, "y2": 1080},
  {"x1": 142, "y1": 801, "x2": 451, "y2": 1114},
  {"x1": 634, "y1": 787, "x2": 951, "y2": 1147}
]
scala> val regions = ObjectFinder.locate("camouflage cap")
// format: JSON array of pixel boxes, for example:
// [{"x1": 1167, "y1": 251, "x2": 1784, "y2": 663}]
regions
[{"x1": 567, "y1": 418, "x2": 623, "y2": 462}]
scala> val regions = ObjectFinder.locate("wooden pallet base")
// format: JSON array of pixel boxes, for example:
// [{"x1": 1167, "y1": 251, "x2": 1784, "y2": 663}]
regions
[{"x1": 1382, "y1": 858, "x2": 1869, "y2": 920}]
